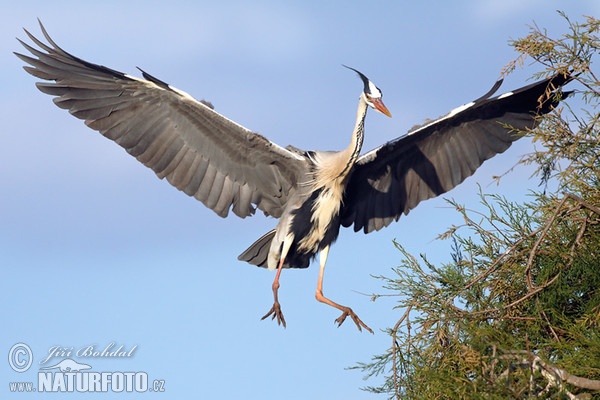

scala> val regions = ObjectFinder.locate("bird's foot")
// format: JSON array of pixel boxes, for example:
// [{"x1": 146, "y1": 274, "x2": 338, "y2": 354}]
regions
[
  {"x1": 334, "y1": 307, "x2": 373, "y2": 334},
  {"x1": 261, "y1": 302, "x2": 286, "y2": 328}
]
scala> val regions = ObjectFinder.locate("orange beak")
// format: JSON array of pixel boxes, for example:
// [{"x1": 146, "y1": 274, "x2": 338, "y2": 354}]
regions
[{"x1": 372, "y1": 98, "x2": 392, "y2": 118}]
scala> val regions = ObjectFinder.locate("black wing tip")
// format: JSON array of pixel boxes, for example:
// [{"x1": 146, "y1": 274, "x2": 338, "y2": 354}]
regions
[
  {"x1": 17, "y1": 20, "x2": 136, "y2": 83},
  {"x1": 473, "y1": 78, "x2": 504, "y2": 103},
  {"x1": 549, "y1": 70, "x2": 575, "y2": 89},
  {"x1": 475, "y1": 70, "x2": 573, "y2": 106}
]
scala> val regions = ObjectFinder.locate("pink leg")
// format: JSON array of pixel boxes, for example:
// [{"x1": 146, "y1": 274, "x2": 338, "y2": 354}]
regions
[
  {"x1": 261, "y1": 236, "x2": 293, "y2": 328},
  {"x1": 315, "y1": 246, "x2": 373, "y2": 334},
  {"x1": 261, "y1": 256, "x2": 287, "y2": 328}
]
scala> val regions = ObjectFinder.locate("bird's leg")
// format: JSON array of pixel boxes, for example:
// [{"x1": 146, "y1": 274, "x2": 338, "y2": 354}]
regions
[
  {"x1": 315, "y1": 246, "x2": 373, "y2": 334},
  {"x1": 261, "y1": 236, "x2": 293, "y2": 328},
  {"x1": 261, "y1": 257, "x2": 286, "y2": 328}
]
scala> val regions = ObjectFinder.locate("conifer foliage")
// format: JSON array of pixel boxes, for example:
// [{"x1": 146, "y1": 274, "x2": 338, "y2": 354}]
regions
[{"x1": 355, "y1": 13, "x2": 600, "y2": 399}]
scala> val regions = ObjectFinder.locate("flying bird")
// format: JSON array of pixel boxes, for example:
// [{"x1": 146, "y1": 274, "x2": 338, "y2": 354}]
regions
[{"x1": 16, "y1": 22, "x2": 571, "y2": 333}]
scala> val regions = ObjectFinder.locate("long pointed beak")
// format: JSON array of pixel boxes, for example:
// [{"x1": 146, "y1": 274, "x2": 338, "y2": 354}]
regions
[{"x1": 372, "y1": 98, "x2": 392, "y2": 117}]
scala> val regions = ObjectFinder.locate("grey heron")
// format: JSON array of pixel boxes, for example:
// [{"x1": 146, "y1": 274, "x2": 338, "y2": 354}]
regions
[{"x1": 16, "y1": 22, "x2": 571, "y2": 333}]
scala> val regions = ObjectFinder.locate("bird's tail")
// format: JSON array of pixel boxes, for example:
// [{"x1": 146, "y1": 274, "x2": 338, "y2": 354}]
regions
[
  {"x1": 238, "y1": 230, "x2": 313, "y2": 269},
  {"x1": 238, "y1": 230, "x2": 276, "y2": 268}
]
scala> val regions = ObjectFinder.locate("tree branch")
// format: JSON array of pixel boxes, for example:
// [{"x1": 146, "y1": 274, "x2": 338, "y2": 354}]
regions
[{"x1": 501, "y1": 350, "x2": 600, "y2": 393}]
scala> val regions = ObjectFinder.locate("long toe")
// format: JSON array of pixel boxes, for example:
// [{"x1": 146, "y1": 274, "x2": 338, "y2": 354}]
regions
[
  {"x1": 335, "y1": 308, "x2": 373, "y2": 334},
  {"x1": 261, "y1": 302, "x2": 287, "y2": 328}
]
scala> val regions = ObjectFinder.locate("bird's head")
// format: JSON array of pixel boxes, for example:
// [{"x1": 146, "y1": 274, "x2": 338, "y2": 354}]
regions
[{"x1": 343, "y1": 65, "x2": 392, "y2": 118}]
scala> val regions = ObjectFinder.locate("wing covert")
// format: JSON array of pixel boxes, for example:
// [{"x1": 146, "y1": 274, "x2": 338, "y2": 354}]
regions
[{"x1": 16, "y1": 21, "x2": 307, "y2": 219}]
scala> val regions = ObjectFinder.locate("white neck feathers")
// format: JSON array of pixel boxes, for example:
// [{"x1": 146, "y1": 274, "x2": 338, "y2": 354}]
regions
[{"x1": 310, "y1": 95, "x2": 368, "y2": 188}]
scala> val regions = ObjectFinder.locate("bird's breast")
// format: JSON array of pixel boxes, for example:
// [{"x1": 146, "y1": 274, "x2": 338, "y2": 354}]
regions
[{"x1": 292, "y1": 181, "x2": 345, "y2": 254}]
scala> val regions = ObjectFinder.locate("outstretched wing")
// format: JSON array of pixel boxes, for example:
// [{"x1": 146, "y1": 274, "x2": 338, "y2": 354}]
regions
[
  {"x1": 341, "y1": 73, "x2": 572, "y2": 233},
  {"x1": 15, "y1": 21, "x2": 307, "y2": 219}
]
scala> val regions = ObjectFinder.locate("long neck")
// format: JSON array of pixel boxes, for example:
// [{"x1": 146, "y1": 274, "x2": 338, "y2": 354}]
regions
[
  {"x1": 311, "y1": 95, "x2": 368, "y2": 188},
  {"x1": 338, "y1": 94, "x2": 368, "y2": 177}
]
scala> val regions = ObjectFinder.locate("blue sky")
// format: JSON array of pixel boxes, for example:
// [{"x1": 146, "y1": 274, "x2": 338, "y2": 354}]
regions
[{"x1": 2, "y1": 1, "x2": 598, "y2": 398}]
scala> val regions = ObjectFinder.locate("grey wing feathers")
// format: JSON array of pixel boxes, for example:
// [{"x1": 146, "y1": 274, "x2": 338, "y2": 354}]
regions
[
  {"x1": 16, "y1": 22, "x2": 306, "y2": 219},
  {"x1": 341, "y1": 73, "x2": 572, "y2": 233},
  {"x1": 237, "y1": 229, "x2": 276, "y2": 268}
]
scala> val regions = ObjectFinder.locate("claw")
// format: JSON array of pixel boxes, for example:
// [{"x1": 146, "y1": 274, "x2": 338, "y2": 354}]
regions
[
  {"x1": 334, "y1": 307, "x2": 373, "y2": 334},
  {"x1": 261, "y1": 302, "x2": 286, "y2": 328}
]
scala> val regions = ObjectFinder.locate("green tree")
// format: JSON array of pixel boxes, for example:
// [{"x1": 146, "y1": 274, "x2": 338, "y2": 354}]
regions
[{"x1": 355, "y1": 13, "x2": 600, "y2": 399}]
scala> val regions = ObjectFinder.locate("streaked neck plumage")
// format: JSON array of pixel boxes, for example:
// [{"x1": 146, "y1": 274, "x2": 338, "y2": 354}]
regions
[
  {"x1": 311, "y1": 94, "x2": 368, "y2": 188},
  {"x1": 342, "y1": 93, "x2": 368, "y2": 175}
]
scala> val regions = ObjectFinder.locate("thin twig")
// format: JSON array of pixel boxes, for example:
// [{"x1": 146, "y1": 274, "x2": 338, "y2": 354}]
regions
[
  {"x1": 462, "y1": 227, "x2": 542, "y2": 291},
  {"x1": 469, "y1": 273, "x2": 560, "y2": 316},
  {"x1": 565, "y1": 192, "x2": 600, "y2": 215},
  {"x1": 538, "y1": 300, "x2": 561, "y2": 342},
  {"x1": 525, "y1": 196, "x2": 569, "y2": 289},
  {"x1": 391, "y1": 304, "x2": 413, "y2": 400}
]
